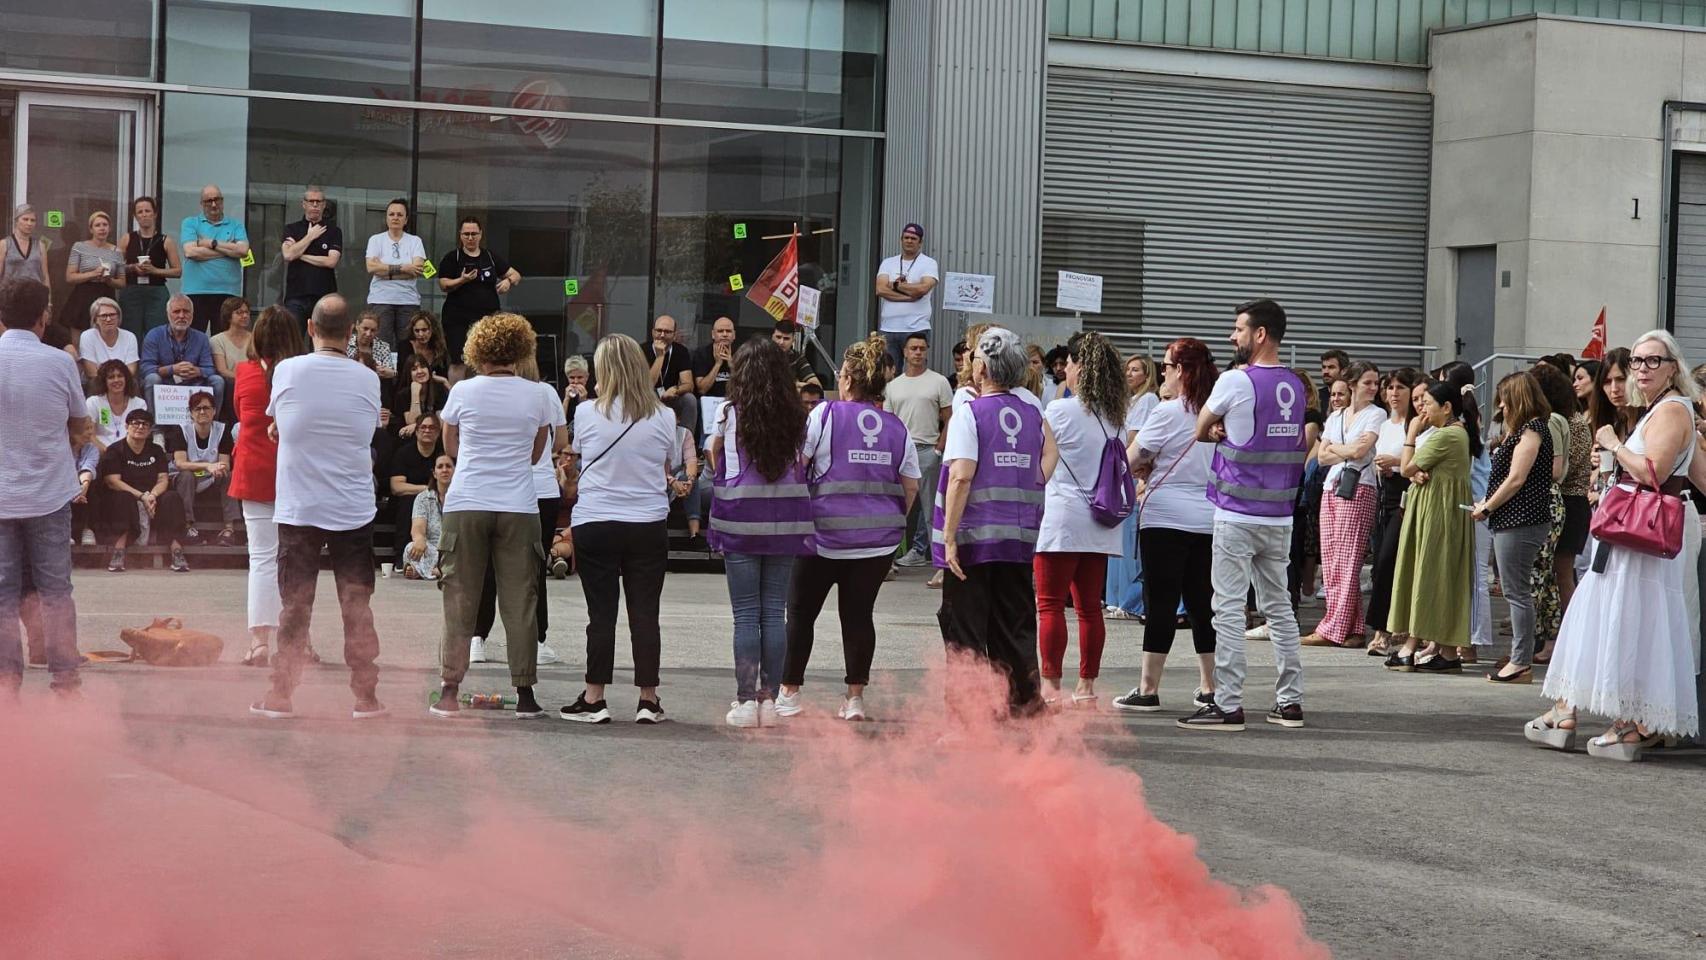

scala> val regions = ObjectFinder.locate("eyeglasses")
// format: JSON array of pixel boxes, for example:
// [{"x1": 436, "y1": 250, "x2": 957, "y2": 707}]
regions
[
  {"x1": 1629, "y1": 355, "x2": 1675, "y2": 371},
  {"x1": 1162, "y1": 361, "x2": 1180, "y2": 370},
  {"x1": 653, "y1": 327, "x2": 674, "y2": 335},
  {"x1": 303, "y1": 198, "x2": 325, "y2": 205},
  {"x1": 201, "y1": 197, "x2": 223, "y2": 205}
]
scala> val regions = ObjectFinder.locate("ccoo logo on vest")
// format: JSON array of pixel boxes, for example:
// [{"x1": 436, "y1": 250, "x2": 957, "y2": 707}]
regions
[
  {"x1": 1267, "y1": 380, "x2": 1301, "y2": 438},
  {"x1": 848, "y1": 409, "x2": 893, "y2": 465},
  {"x1": 992, "y1": 407, "x2": 1033, "y2": 468}
]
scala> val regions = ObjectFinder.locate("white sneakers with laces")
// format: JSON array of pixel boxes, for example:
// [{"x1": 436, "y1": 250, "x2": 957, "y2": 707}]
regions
[
  {"x1": 468, "y1": 636, "x2": 487, "y2": 663},
  {"x1": 774, "y1": 689, "x2": 803, "y2": 718},
  {"x1": 726, "y1": 700, "x2": 761, "y2": 728},
  {"x1": 838, "y1": 695, "x2": 867, "y2": 722}
]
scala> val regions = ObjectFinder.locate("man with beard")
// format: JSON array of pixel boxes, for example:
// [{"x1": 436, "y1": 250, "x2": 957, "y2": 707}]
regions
[{"x1": 1179, "y1": 299, "x2": 1308, "y2": 732}]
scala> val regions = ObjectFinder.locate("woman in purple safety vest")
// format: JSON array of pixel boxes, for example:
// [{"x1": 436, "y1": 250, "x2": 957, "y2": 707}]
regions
[
  {"x1": 708, "y1": 338, "x2": 812, "y2": 729},
  {"x1": 936, "y1": 326, "x2": 1059, "y2": 714},
  {"x1": 775, "y1": 333, "x2": 921, "y2": 723}
]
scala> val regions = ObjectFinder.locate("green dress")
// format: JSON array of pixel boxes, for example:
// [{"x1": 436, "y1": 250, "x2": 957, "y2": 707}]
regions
[{"x1": 1388, "y1": 425, "x2": 1474, "y2": 647}]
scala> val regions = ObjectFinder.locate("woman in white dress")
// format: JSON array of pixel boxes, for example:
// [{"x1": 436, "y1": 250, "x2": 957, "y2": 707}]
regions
[{"x1": 1528, "y1": 330, "x2": 1701, "y2": 760}]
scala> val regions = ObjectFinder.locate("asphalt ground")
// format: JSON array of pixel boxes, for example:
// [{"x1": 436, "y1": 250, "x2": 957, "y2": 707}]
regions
[{"x1": 7, "y1": 564, "x2": 1705, "y2": 960}]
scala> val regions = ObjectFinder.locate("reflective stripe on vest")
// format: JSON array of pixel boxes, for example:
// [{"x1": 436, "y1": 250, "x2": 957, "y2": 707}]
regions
[
  {"x1": 1214, "y1": 446, "x2": 1308, "y2": 466},
  {"x1": 814, "y1": 480, "x2": 904, "y2": 498},
  {"x1": 817, "y1": 515, "x2": 905, "y2": 531},
  {"x1": 714, "y1": 482, "x2": 810, "y2": 501},
  {"x1": 932, "y1": 524, "x2": 1040, "y2": 545},
  {"x1": 709, "y1": 517, "x2": 817, "y2": 536},
  {"x1": 1209, "y1": 477, "x2": 1298, "y2": 502}
]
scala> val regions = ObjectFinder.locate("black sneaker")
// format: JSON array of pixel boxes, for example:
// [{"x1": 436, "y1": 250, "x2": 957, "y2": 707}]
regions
[
  {"x1": 183, "y1": 526, "x2": 202, "y2": 544},
  {"x1": 514, "y1": 686, "x2": 545, "y2": 719},
  {"x1": 1176, "y1": 703, "x2": 1245, "y2": 731},
  {"x1": 170, "y1": 547, "x2": 190, "y2": 573},
  {"x1": 1266, "y1": 703, "x2": 1304, "y2": 728},
  {"x1": 1415, "y1": 656, "x2": 1463, "y2": 674},
  {"x1": 107, "y1": 547, "x2": 126, "y2": 573},
  {"x1": 635, "y1": 699, "x2": 668, "y2": 724},
  {"x1": 429, "y1": 684, "x2": 460, "y2": 718},
  {"x1": 559, "y1": 694, "x2": 611, "y2": 724},
  {"x1": 1194, "y1": 689, "x2": 1215, "y2": 707},
  {"x1": 1111, "y1": 689, "x2": 1161, "y2": 713}
]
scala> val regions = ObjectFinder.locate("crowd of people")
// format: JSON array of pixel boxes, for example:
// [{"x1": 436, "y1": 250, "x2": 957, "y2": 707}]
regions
[{"x1": 2, "y1": 204, "x2": 1702, "y2": 758}]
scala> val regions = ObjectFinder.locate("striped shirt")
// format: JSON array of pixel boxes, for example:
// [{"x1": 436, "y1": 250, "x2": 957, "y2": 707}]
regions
[{"x1": 0, "y1": 328, "x2": 87, "y2": 519}]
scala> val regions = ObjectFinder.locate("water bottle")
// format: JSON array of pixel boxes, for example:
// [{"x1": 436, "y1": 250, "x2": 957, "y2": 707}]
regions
[{"x1": 427, "y1": 690, "x2": 516, "y2": 710}]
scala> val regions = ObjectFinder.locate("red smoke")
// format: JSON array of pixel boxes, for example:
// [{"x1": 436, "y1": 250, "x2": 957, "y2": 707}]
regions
[{"x1": 1, "y1": 658, "x2": 1327, "y2": 959}]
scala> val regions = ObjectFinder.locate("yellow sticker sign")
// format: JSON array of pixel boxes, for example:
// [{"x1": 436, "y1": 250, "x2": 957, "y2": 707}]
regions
[
  {"x1": 421, "y1": 259, "x2": 438, "y2": 280},
  {"x1": 728, "y1": 274, "x2": 745, "y2": 292},
  {"x1": 240, "y1": 250, "x2": 255, "y2": 268}
]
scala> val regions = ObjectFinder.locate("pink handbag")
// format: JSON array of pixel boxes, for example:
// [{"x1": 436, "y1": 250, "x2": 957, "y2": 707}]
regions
[{"x1": 1589, "y1": 456, "x2": 1686, "y2": 559}]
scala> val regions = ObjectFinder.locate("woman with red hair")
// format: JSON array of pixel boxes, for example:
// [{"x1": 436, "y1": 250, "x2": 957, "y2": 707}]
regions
[{"x1": 1113, "y1": 338, "x2": 1221, "y2": 714}]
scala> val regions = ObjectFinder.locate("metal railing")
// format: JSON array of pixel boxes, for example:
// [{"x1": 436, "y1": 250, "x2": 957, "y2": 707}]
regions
[{"x1": 1469, "y1": 352, "x2": 1542, "y2": 404}]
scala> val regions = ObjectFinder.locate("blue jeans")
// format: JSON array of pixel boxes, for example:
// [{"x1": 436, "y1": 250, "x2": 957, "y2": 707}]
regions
[
  {"x1": 725, "y1": 552, "x2": 794, "y2": 701},
  {"x1": 908, "y1": 443, "x2": 941, "y2": 554},
  {"x1": 0, "y1": 505, "x2": 80, "y2": 688},
  {"x1": 1104, "y1": 509, "x2": 1145, "y2": 615}
]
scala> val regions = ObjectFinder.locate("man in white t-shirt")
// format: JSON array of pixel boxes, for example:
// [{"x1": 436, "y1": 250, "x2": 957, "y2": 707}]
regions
[
  {"x1": 885, "y1": 331, "x2": 954, "y2": 566},
  {"x1": 874, "y1": 223, "x2": 939, "y2": 371},
  {"x1": 250, "y1": 294, "x2": 386, "y2": 722}
]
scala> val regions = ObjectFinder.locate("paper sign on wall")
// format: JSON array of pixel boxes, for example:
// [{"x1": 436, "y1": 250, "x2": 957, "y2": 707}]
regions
[
  {"x1": 420, "y1": 259, "x2": 438, "y2": 280},
  {"x1": 796, "y1": 285, "x2": 822, "y2": 329},
  {"x1": 1055, "y1": 270, "x2": 1104, "y2": 314},
  {"x1": 564, "y1": 278, "x2": 580, "y2": 297},
  {"x1": 728, "y1": 274, "x2": 745, "y2": 292},
  {"x1": 239, "y1": 250, "x2": 255, "y2": 268},
  {"x1": 44, "y1": 210, "x2": 63, "y2": 228},
  {"x1": 152, "y1": 384, "x2": 214, "y2": 430},
  {"x1": 733, "y1": 223, "x2": 748, "y2": 239},
  {"x1": 942, "y1": 272, "x2": 995, "y2": 314}
]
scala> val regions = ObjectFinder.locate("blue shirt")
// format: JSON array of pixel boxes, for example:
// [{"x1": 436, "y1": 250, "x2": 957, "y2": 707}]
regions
[
  {"x1": 141, "y1": 326, "x2": 216, "y2": 384},
  {"x1": 179, "y1": 214, "x2": 249, "y2": 295},
  {"x1": 0, "y1": 329, "x2": 87, "y2": 519}
]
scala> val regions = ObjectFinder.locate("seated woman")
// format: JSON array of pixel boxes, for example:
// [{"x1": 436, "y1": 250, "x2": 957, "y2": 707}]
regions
[
  {"x1": 348, "y1": 308, "x2": 397, "y2": 379},
  {"x1": 398, "y1": 310, "x2": 451, "y2": 379},
  {"x1": 85, "y1": 359, "x2": 147, "y2": 451},
  {"x1": 167, "y1": 390, "x2": 241, "y2": 546},
  {"x1": 392, "y1": 352, "x2": 448, "y2": 439},
  {"x1": 95, "y1": 407, "x2": 189, "y2": 573},
  {"x1": 403, "y1": 453, "x2": 454, "y2": 580}
]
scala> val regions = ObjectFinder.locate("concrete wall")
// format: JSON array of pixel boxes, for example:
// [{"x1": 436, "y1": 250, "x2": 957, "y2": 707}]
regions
[{"x1": 1428, "y1": 15, "x2": 1706, "y2": 360}]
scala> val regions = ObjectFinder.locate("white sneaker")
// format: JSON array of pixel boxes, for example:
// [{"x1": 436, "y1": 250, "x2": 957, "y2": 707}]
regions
[
  {"x1": 759, "y1": 700, "x2": 779, "y2": 727},
  {"x1": 468, "y1": 636, "x2": 488, "y2": 663},
  {"x1": 838, "y1": 695, "x2": 867, "y2": 722},
  {"x1": 1244, "y1": 623, "x2": 1270, "y2": 641},
  {"x1": 725, "y1": 699, "x2": 761, "y2": 728},
  {"x1": 537, "y1": 643, "x2": 562, "y2": 665},
  {"x1": 774, "y1": 689, "x2": 803, "y2": 718},
  {"x1": 79, "y1": 530, "x2": 95, "y2": 546}
]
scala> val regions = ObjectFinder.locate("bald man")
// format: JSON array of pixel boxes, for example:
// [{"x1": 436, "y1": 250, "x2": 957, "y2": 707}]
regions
[{"x1": 179, "y1": 183, "x2": 250, "y2": 334}]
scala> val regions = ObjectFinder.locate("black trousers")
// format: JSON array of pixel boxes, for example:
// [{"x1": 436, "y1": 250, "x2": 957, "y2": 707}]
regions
[
  {"x1": 937, "y1": 560, "x2": 1041, "y2": 711},
  {"x1": 1364, "y1": 485, "x2": 1407, "y2": 633},
  {"x1": 271, "y1": 522, "x2": 380, "y2": 700},
  {"x1": 781, "y1": 554, "x2": 891, "y2": 687},
  {"x1": 476, "y1": 497, "x2": 558, "y2": 643},
  {"x1": 94, "y1": 484, "x2": 187, "y2": 545},
  {"x1": 188, "y1": 293, "x2": 229, "y2": 335},
  {"x1": 1138, "y1": 527, "x2": 1216, "y2": 655},
  {"x1": 574, "y1": 519, "x2": 666, "y2": 688}
]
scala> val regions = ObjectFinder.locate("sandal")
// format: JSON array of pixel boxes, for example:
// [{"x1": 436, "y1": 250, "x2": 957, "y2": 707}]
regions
[
  {"x1": 1488, "y1": 664, "x2": 1533, "y2": 684},
  {"x1": 1523, "y1": 706, "x2": 1577, "y2": 751},
  {"x1": 216, "y1": 528, "x2": 237, "y2": 548},
  {"x1": 240, "y1": 638, "x2": 270, "y2": 668},
  {"x1": 1585, "y1": 721, "x2": 1662, "y2": 762}
]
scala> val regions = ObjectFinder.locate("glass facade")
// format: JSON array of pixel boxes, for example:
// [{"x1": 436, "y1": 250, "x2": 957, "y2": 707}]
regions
[
  {"x1": 3, "y1": 0, "x2": 886, "y2": 365},
  {"x1": 1049, "y1": 0, "x2": 1706, "y2": 65}
]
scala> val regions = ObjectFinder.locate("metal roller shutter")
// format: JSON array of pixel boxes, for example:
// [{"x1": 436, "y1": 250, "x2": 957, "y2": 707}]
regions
[
  {"x1": 1042, "y1": 66, "x2": 1432, "y2": 366},
  {"x1": 1670, "y1": 153, "x2": 1706, "y2": 361}
]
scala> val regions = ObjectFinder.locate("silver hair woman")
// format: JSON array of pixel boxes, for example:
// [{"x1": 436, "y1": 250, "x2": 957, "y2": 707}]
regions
[{"x1": 1529, "y1": 329, "x2": 1701, "y2": 759}]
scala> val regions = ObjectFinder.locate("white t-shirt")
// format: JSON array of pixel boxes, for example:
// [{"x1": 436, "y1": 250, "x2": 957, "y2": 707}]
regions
[
  {"x1": 365, "y1": 232, "x2": 426, "y2": 305},
  {"x1": 86, "y1": 395, "x2": 147, "y2": 447},
  {"x1": 1036, "y1": 398, "x2": 1123, "y2": 555},
  {"x1": 883, "y1": 368, "x2": 954, "y2": 445},
  {"x1": 1123, "y1": 391, "x2": 1159, "y2": 439},
  {"x1": 875, "y1": 253, "x2": 940, "y2": 333},
  {"x1": 79, "y1": 328, "x2": 138, "y2": 368},
  {"x1": 1203, "y1": 364, "x2": 1291, "y2": 527},
  {"x1": 1323, "y1": 403, "x2": 1386, "y2": 490},
  {"x1": 1374, "y1": 417, "x2": 1408, "y2": 475},
  {"x1": 711, "y1": 403, "x2": 744, "y2": 477},
  {"x1": 531, "y1": 380, "x2": 568, "y2": 500},
  {"x1": 440, "y1": 375, "x2": 553, "y2": 514},
  {"x1": 571, "y1": 397, "x2": 677, "y2": 526},
  {"x1": 1135, "y1": 399, "x2": 1215, "y2": 534},
  {"x1": 952, "y1": 384, "x2": 1044, "y2": 418},
  {"x1": 267, "y1": 353, "x2": 382, "y2": 531},
  {"x1": 805, "y1": 402, "x2": 921, "y2": 559}
]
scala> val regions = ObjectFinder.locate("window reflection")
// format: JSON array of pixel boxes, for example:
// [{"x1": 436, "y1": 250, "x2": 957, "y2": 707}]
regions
[
  {"x1": 4, "y1": 0, "x2": 155, "y2": 79},
  {"x1": 165, "y1": 0, "x2": 414, "y2": 99}
]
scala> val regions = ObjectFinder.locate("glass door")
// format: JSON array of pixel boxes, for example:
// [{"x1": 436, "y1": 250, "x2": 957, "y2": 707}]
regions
[{"x1": 12, "y1": 93, "x2": 150, "y2": 315}]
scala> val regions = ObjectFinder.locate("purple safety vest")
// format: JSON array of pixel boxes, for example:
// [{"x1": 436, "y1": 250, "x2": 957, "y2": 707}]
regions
[
  {"x1": 931, "y1": 393, "x2": 1045, "y2": 567},
  {"x1": 1207, "y1": 365, "x2": 1308, "y2": 518},
  {"x1": 707, "y1": 414, "x2": 813, "y2": 557},
  {"x1": 808, "y1": 400, "x2": 909, "y2": 553}
]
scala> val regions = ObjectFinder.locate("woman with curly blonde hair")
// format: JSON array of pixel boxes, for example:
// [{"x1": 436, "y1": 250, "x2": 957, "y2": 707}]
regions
[
  {"x1": 431, "y1": 312, "x2": 555, "y2": 720},
  {"x1": 776, "y1": 333, "x2": 921, "y2": 723},
  {"x1": 558, "y1": 333, "x2": 679, "y2": 725}
]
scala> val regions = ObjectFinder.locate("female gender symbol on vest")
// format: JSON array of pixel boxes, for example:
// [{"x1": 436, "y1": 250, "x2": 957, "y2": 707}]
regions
[
  {"x1": 857, "y1": 408, "x2": 884, "y2": 447},
  {"x1": 999, "y1": 406, "x2": 1024, "y2": 448},
  {"x1": 1275, "y1": 380, "x2": 1297, "y2": 421}
]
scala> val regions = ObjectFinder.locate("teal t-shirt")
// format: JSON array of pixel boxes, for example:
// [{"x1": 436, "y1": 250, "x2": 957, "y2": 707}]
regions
[{"x1": 179, "y1": 214, "x2": 249, "y2": 295}]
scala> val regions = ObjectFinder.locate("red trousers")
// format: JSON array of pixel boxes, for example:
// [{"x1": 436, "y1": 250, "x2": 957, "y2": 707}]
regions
[{"x1": 1033, "y1": 551, "x2": 1109, "y2": 680}]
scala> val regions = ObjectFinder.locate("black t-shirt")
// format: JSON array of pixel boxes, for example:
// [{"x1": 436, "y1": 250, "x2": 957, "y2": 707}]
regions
[
  {"x1": 389, "y1": 440, "x2": 439, "y2": 486},
  {"x1": 690, "y1": 343, "x2": 730, "y2": 398},
  {"x1": 440, "y1": 247, "x2": 511, "y2": 323},
  {"x1": 642, "y1": 342, "x2": 693, "y2": 395},
  {"x1": 98, "y1": 439, "x2": 171, "y2": 492},
  {"x1": 282, "y1": 219, "x2": 343, "y2": 300},
  {"x1": 164, "y1": 423, "x2": 234, "y2": 460}
]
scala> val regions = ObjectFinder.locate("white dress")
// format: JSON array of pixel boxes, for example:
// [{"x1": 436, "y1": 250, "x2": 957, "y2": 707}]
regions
[{"x1": 1543, "y1": 395, "x2": 1701, "y2": 736}]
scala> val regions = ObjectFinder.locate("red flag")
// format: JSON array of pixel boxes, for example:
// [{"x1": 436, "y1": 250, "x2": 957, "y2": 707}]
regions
[
  {"x1": 746, "y1": 236, "x2": 800, "y2": 322},
  {"x1": 1581, "y1": 307, "x2": 1606, "y2": 360}
]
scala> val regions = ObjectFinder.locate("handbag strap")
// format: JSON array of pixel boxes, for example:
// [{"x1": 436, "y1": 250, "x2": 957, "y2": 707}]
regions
[
  {"x1": 581, "y1": 417, "x2": 640, "y2": 473},
  {"x1": 1140, "y1": 441, "x2": 1192, "y2": 505}
]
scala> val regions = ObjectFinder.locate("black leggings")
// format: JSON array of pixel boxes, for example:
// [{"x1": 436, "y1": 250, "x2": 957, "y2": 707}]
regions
[
  {"x1": 1138, "y1": 526, "x2": 1215, "y2": 655},
  {"x1": 782, "y1": 554, "x2": 891, "y2": 687},
  {"x1": 574, "y1": 520, "x2": 667, "y2": 688}
]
